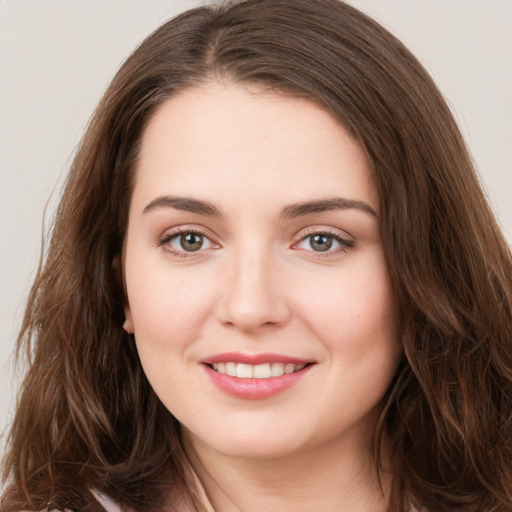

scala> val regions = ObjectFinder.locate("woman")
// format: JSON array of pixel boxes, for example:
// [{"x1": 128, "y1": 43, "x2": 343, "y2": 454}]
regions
[{"x1": 2, "y1": 0, "x2": 511, "y2": 511}]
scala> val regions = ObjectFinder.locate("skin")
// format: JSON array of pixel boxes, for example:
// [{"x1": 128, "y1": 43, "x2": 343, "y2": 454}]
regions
[{"x1": 123, "y1": 82, "x2": 401, "y2": 511}]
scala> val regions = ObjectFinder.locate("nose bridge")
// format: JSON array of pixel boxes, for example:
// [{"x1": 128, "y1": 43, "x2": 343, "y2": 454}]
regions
[{"x1": 217, "y1": 239, "x2": 289, "y2": 331}]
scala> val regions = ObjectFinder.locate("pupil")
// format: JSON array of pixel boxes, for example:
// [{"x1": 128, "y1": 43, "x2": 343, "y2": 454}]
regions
[
  {"x1": 181, "y1": 233, "x2": 203, "y2": 251},
  {"x1": 311, "y1": 234, "x2": 332, "y2": 252}
]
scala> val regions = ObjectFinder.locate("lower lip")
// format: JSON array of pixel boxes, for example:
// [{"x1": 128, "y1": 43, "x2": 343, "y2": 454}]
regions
[{"x1": 203, "y1": 364, "x2": 313, "y2": 399}]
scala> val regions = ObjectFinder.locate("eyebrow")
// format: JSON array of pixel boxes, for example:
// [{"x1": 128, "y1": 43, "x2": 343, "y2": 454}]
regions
[
  {"x1": 142, "y1": 195, "x2": 377, "y2": 219},
  {"x1": 280, "y1": 198, "x2": 378, "y2": 219},
  {"x1": 143, "y1": 196, "x2": 224, "y2": 217}
]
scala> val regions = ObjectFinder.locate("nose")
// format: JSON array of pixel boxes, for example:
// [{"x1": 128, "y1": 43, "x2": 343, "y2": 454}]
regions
[{"x1": 215, "y1": 247, "x2": 291, "y2": 333}]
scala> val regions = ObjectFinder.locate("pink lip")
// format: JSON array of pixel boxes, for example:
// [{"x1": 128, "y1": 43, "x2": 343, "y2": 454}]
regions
[
  {"x1": 201, "y1": 353, "x2": 315, "y2": 400},
  {"x1": 201, "y1": 352, "x2": 311, "y2": 365}
]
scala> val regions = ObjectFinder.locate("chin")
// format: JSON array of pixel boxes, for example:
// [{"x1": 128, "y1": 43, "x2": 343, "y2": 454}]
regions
[
  {"x1": 223, "y1": 439, "x2": 303, "y2": 460},
  {"x1": 183, "y1": 421, "x2": 313, "y2": 461}
]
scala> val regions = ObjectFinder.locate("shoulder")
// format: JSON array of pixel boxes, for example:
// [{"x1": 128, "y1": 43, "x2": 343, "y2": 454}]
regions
[
  {"x1": 91, "y1": 488, "x2": 205, "y2": 512},
  {"x1": 91, "y1": 490, "x2": 125, "y2": 512}
]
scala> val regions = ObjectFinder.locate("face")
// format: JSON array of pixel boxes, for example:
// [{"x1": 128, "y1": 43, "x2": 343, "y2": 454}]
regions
[{"x1": 123, "y1": 82, "x2": 400, "y2": 461}]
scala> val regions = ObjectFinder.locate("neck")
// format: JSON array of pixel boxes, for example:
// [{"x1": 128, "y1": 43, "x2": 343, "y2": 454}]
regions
[{"x1": 182, "y1": 424, "x2": 393, "y2": 512}]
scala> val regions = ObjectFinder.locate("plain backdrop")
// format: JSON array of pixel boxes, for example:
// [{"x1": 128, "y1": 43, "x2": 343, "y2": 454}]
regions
[{"x1": 1, "y1": 0, "x2": 511, "y2": 456}]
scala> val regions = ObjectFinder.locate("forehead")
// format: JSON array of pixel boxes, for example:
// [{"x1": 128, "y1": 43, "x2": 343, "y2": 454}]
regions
[{"x1": 133, "y1": 82, "x2": 377, "y2": 213}]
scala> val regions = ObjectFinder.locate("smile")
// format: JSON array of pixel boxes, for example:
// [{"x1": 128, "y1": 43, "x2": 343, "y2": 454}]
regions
[
  {"x1": 211, "y1": 362, "x2": 307, "y2": 379},
  {"x1": 201, "y1": 354, "x2": 314, "y2": 399}
]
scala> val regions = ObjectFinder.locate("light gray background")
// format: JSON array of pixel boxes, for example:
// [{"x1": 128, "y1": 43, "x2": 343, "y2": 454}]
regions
[{"x1": 1, "y1": 0, "x2": 511, "y2": 455}]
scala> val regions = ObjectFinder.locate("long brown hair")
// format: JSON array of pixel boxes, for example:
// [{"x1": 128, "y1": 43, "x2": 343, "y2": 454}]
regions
[{"x1": 2, "y1": 1, "x2": 512, "y2": 511}]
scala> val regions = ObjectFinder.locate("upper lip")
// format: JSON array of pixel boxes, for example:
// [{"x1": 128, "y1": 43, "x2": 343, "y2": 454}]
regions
[{"x1": 201, "y1": 352, "x2": 313, "y2": 365}]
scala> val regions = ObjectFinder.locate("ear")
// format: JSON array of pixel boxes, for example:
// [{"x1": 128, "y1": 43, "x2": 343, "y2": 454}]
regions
[{"x1": 112, "y1": 255, "x2": 135, "y2": 334}]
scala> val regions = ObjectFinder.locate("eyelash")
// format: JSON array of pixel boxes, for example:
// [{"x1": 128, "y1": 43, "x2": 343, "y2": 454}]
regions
[{"x1": 158, "y1": 228, "x2": 354, "y2": 259}]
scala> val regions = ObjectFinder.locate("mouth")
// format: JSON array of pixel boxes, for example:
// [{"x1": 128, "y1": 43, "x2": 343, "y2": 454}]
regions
[{"x1": 201, "y1": 353, "x2": 315, "y2": 399}]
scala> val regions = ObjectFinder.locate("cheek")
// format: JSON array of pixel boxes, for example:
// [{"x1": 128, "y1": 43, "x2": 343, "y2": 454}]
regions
[
  {"x1": 124, "y1": 265, "x2": 219, "y2": 407},
  {"x1": 125, "y1": 262, "x2": 218, "y2": 349},
  {"x1": 295, "y1": 254, "x2": 399, "y2": 360}
]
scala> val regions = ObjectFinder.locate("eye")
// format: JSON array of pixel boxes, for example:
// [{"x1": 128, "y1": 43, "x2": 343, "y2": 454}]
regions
[
  {"x1": 161, "y1": 230, "x2": 215, "y2": 254},
  {"x1": 295, "y1": 232, "x2": 353, "y2": 254}
]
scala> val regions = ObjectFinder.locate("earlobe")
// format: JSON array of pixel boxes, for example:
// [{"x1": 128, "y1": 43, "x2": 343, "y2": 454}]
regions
[
  {"x1": 112, "y1": 254, "x2": 134, "y2": 333},
  {"x1": 123, "y1": 307, "x2": 135, "y2": 334}
]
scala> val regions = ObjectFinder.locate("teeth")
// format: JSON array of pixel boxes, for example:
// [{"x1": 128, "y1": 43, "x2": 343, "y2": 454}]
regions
[
  {"x1": 236, "y1": 363, "x2": 253, "y2": 378},
  {"x1": 253, "y1": 363, "x2": 271, "y2": 379},
  {"x1": 271, "y1": 362, "x2": 284, "y2": 377},
  {"x1": 211, "y1": 362, "x2": 307, "y2": 379},
  {"x1": 284, "y1": 363, "x2": 295, "y2": 374},
  {"x1": 226, "y1": 362, "x2": 237, "y2": 377}
]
